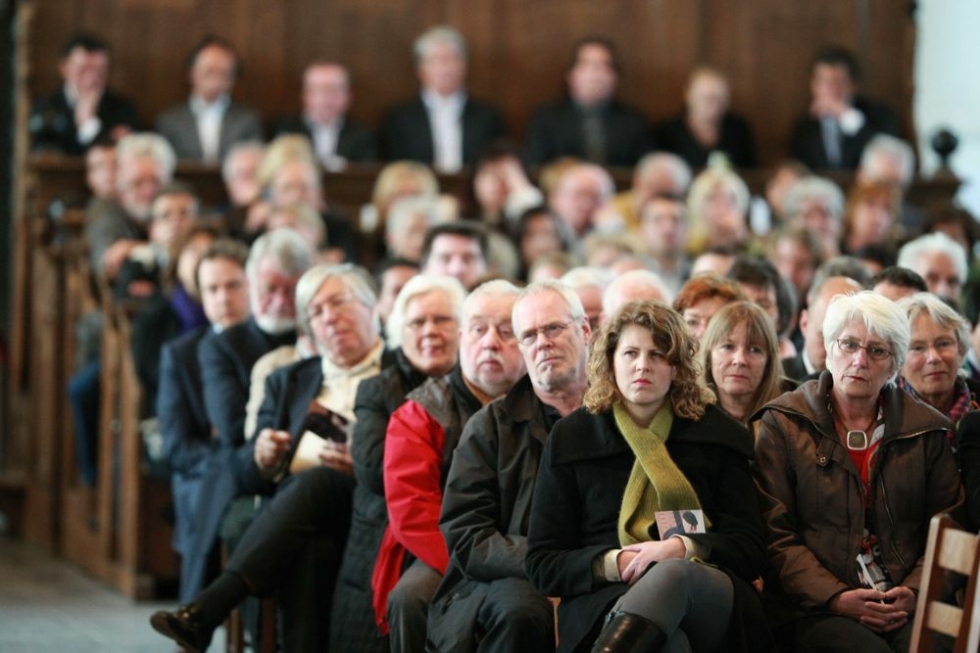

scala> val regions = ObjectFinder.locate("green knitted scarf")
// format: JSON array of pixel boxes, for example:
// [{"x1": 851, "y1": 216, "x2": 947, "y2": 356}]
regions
[{"x1": 614, "y1": 401, "x2": 703, "y2": 545}]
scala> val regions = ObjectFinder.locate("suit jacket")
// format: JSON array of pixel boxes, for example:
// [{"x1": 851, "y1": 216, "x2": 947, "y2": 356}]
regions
[
  {"x1": 790, "y1": 96, "x2": 899, "y2": 171},
  {"x1": 272, "y1": 116, "x2": 378, "y2": 163},
  {"x1": 29, "y1": 87, "x2": 139, "y2": 155},
  {"x1": 383, "y1": 95, "x2": 505, "y2": 166},
  {"x1": 653, "y1": 112, "x2": 757, "y2": 169},
  {"x1": 524, "y1": 97, "x2": 653, "y2": 167},
  {"x1": 155, "y1": 100, "x2": 263, "y2": 161}
]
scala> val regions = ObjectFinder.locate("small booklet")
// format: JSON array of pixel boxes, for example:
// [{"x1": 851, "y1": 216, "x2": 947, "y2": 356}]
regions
[
  {"x1": 287, "y1": 411, "x2": 349, "y2": 475},
  {"x1": 655, "y1": 509, "x2": 706, "y2": 539}
]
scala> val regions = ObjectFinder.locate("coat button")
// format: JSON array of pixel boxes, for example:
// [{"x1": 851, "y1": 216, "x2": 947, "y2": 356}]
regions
[{"x1": 818, "y1": 455, "x2": 828, "y2": 465}]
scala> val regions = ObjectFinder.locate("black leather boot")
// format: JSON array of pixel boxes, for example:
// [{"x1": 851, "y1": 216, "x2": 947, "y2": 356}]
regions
[
  {"x1": 590, "y1": 611, "x2": 667, "y2": 653},
  {"x1": 149, "y1": 602, "x2": 215, "y2": 652}
]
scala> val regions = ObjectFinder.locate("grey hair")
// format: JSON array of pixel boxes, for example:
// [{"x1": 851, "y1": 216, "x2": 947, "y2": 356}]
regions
[
  {"x1": 116, "y1": 132, "x2": 177, "y2": 182},
  {"x1": 860, "y1": 135, "x2": 915, "y2": 187},
  {"x1": 385, "y1": 274, "x2": 466, "y2": 349},
  {"x1": 222, "y1": 140, "x2": 266, "y2": 183},
  {"x1": 557, "y1": 163, "x2": 616, "y2": 202},
  {"x1": 560, "y1": 266, "x2": 611, "y2": 292},
  {"x1": 463, "y1": 279, "x2": 521, "y2": 316},
  {"x1": 386, "y1": 196, "x2": 440, "y2": 238},
  {"x1": 897, "y1": 292, "x2": 971, "y2": 357},
  {"x1": 414, "y1": 25, "x2": 467, "y2": 63},
  {"x1": 246, "y1": 227, "x2": 314, "y2": 281},
  {"x1": 602, "y1": 269, "x2": 674, "y2": 315},
  {"x1": 823, "y1": 291, "x2": 911, "y2": 381},
  {"x1": 783, "y1": 176, "x2": 845, "y2": 220},
  {"x1": 514, "y1": 280, "x2": 586, "y2": 333},
  {"x1": 635, "y1": 152, "x2": 693, "y2": 194},
  {"x1": 897, "y1": 232, "x2": 969, "y2": 288},
  {"x1": 295, "y1": 263, "x2": 379, "y2": 337}
]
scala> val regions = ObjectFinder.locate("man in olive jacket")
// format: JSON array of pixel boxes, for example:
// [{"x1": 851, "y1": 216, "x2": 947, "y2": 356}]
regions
[{"x1": 427, "y1": 280, "x2": 591, "y2": 652}]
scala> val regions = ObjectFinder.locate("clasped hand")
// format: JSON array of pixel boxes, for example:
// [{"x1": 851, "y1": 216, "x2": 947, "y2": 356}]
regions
[
  {"x1": 616, "y1": 538, "x2": 687, "y2": 584},
  {"x1": 828, "y1": 586, "x2": 916, "y2": 633}
]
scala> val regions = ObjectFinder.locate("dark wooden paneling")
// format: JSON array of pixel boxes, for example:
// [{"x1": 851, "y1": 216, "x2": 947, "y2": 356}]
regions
[{"x1": 27, "y1": 1, "x2": 914, "y2": 166}]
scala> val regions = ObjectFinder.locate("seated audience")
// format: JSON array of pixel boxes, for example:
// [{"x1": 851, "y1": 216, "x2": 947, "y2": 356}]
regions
[
  {"x1": 525, "y1": 37, "x2": 652, "y2": 167},
  {"x1": 897, "y1": 232, "x2": 969, "y2": 304},
  {"x1": 897, "y1": 292, "x2": 980, "y2": 431},
  {"x1": 857, "y1": 134, "x2": 926, "y2": 236},
  {"x1": 526, "y1": 300, "x2": 771, "y2": 652},
  {"x1": 791, "y1": 46, "x2": 899, "y2": 170},
  {"x1": 654, "y1": 66, "x2": 757, "y2": 169},
  {"x1": 514, "y1": 206, "x2": 571, "y2": 282},
  {"x1": 582, "y1": 232, "x2": 643, "y2": 269},
  {"x1": 700, "y1": 301, "x2": 789, "y2": 426},
  {"x1": 157, "y1": 238, "x2": 251, "y2": 602},
  {"x1": 782, "y1": 176, "x2": 846, "y2": 259},
  {"x1": 750, "y1": 160, "x2": 810, "y2": 233},
  {"x1": 754, "y1": 291, "x2": 962, "y2": 652},
  {"x1": 384, "y1": 196, "x2": 440, "y2": 264},
  {"x1": 273, "y1": 61, "x2": 377, "y2": 169},
  {"x1": 609, "y1": 152, "x2": 692, "y2": 233},
  {"x1": 637, "y1": 193, "x2": 690, "y2": 295},
  {"x1": 384, "y1": 26, "x2": 505, "y2": 171},
  {"x1": 470, "y1": 142, "x2": 544, "y2": 232},
  {"x1": 429, "y1": 280, "x2": 592, "y2": 653},
  {"x1": 85, "y1": 132, "x2": 176, "y2": 279},
  {"x1": 375, "y1": 280, "x2": 525, "y2": 652},
  {"x1": 685, "y1": 165, "x2": 751, "y2": 256},
  {"x1": 602, "y1": 269, "x2": 674, "y2": 326},
  {"x1": 841, "y1": 182, "x2": 902, "y2": 255},
  {"x1": 420, "y1": 222, "x2": 489, "y2": 290},
  {"x1": 155, "y1": 36, "x2": 262, "y2": 162},
  {"x1": 672, "y1": 272, "x2": 746, "y2": 341},
  {"x1": 869, "y1": 266, "x2": 927, "y2": 302},
  {"x1": 561, "y1": 266, "x2": 610, "y2": 334},
  {"x1": 30, "y1": 33, "x2": 138, "y2": 154},
  {"x1": 548, "y1": 162, "x2": 616, "y2": 241},
  {"x1": 360, "y1": 160, "x2": 442, "y2": 262}
]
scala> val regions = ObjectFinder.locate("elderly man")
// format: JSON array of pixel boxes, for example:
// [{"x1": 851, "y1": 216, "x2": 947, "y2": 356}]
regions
[
  {"x1": 548, "y1": 162, "x2": 616, "y2": 240},
  {"x1": 782, "y1": 176, "x2": 846, "y2": 259},
  {"x1": 897, "y1": 232, "x2": 969, "y2": 304},
  {"x1": 85, "y1": 132, "x2": 176, "y2": 279},
  {"x1": 157, "y1": 239, "x2": 251, "y2": 602},
  {"x1": 526, "y1": 37, "x2": 652, "y2": 167},
  {"x1": 601, "y1": 269, "x2": 672, "y2": 326},
  {"x1": 30, "y1": 33, "x2": 138, "y2": 154},
  {"x1": 791, "y1": 46, "x2": 898, "y2": 170},
  {"x1": 428, "y1": 280, "x2": 591, "y2": 653},
  {"x1": 274, "y1": 61, "x2": 377, "y2": 169},
  {"x1": 384, "y1": 26, "x2": 505, "y2": 172},
  {"x1": 420, "y1": 222, "x2": 489, "y2": 290},
  {"x1": 654, "y1": 66, "x2": 757, "y2": 169},
  {"x1": 156, "y1": 36, "x2": 262, "y2": 162}
]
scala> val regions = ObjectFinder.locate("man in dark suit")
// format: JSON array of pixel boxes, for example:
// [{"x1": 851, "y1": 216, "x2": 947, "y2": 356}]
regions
[
  {"x1": 155, "y1": 36, "x2": 263, "y2": 163},
  {"x1": 158, "y1": 239, "x2": 251, "y2": 602},
  {"x1": 525, "y1": 37, "x2": 653, "y2": 167},
  {"x1": 790, "y1": 46, "x2": 899, "y2": 171},
  {"x1": 273, "y1": 62, "x2": 377, "y2": 170},
  {"x1": 384, "y1": 25, "x2": 505, "y2": 172},
  {"x1": 30, "y1": 33, "x2": 139, "y2": 155}
]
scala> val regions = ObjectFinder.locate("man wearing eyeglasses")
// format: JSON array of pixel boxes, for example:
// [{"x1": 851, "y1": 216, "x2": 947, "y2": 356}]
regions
[{"x1": 428, "y1": 280, "x2": 590, "y2": 652}]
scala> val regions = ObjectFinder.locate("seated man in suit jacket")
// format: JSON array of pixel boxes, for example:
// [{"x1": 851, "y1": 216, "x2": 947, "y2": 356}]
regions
[
  {"x1": 156, "y1": 36, "x2": 263, "y2": 163},
  {"x1": 273, "y1": 62, "x2": 377, "y2": 170},
  {"x1": 157, "y1": 239, "x2": 251, "y2": 602},
  {"x1": 30, "y1": 32, "x2": 139, "y2": 155},
  {"x1": 525, "y1": 37, "x2": 653, "y2": 168},
  {"x1": 791, "y1": 46, "x2": 899, "y2": 171},
  {"x1": 384, "y1": 25, "x2": 505, "y2": 172}
]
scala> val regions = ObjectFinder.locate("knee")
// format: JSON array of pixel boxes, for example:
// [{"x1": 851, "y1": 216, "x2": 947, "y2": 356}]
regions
[
  {"x1": 388, "y1": 575, "x2": 433, "y2": 621},
  {"x1": 644, "y1": 558, "x2": 695, "y2": 593}
]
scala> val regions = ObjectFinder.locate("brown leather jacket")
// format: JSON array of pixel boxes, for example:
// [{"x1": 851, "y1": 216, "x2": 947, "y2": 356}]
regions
[{"x1": 753, "y1": 372, "x2": 963, "y2": 610}]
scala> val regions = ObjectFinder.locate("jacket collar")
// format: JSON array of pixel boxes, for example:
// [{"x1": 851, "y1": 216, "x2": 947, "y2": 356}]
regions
[{"x1": 500, "y1": 375, "x2": 552, "y2": 445}]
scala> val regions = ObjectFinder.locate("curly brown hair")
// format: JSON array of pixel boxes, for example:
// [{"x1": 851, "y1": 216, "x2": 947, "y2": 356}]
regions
[{"x1": 584, "y1": 300, "x2": 715, "y2": 420}]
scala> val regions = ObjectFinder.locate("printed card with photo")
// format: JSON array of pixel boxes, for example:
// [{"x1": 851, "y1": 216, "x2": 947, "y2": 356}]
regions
[{"x1": 655, "y1": 509, "x2": 707, "y2": 540}]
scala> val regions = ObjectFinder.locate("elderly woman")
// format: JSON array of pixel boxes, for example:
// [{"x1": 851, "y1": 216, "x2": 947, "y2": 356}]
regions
[
  {"x1": 526, "y1": 300, "x2": 771, "y2": 652},
  {"x1": 672, "y1": 272, "x2": 746, "y2": 341},
  {"x1": 754, "y1": 291, "x2": 963, "y2": 653},
  {"x1": 700, "y1": 301, "x2": 790, "y2": 426},
  {"x1": 897, "y1": 292, "x2": 980, "y2": 430}
]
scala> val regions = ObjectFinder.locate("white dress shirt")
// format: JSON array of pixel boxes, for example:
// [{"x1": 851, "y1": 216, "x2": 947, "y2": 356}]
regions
[
  {"x1": 63, "y1": 85, "x2": 102, "y2": 144},
  {"x1": 307, "y1": 116, "x2": 346, "y2": 171},
  {"x1": 422, "y1": 89, "x2": 465, "y2": 173},
  {"x1": 190, "y1": 94, "x2": 230, "y2": 163}
]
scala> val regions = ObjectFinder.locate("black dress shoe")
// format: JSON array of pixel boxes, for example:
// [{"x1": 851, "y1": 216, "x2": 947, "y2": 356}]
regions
[
  {"x1": 149, "y1": 603, "x2": 214, "y2": 652},
  {"x1": 590, "y1": 611, "x2": 667, "y2": 653}
]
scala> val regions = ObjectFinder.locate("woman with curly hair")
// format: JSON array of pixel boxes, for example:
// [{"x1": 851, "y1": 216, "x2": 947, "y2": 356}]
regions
[{"x1": 526, "y1": 300, "x2": 772, "y2": 652}]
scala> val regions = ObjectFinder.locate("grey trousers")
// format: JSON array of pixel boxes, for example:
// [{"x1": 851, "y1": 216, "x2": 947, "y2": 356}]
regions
[
  {"x1": 611, "y1": 558, "x2": 734, "y2": 653},
  {"x1": 388, "y1": 558, "x2": 442, "y2": 653}
]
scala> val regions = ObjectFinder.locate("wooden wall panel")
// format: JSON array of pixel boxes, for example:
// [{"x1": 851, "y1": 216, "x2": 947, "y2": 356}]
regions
[{"x1": 26, "y1": 0, "x2": 915, "y2": 166}]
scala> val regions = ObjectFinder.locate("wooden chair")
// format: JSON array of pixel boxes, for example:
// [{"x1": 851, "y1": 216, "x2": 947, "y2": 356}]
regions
[{"x1": 909, "y1": 513, "x2": 980, "y2": 652}]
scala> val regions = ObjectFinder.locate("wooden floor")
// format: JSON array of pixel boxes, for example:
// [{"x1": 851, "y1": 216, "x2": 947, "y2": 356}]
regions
[{"x1": 0, "y1": 533, "x2": 227, "y2": 652}]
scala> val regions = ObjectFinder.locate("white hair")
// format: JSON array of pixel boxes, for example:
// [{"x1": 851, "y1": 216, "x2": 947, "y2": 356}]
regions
[
  {"x1": 246, "y1": 227, "x2": 314, "y2": 281},
  {"x1": 222, "y1": 140, "x2": 266, "y2": 183},
  {"x1": 385, "y1": 274, "x2": 466, "y2": 349},
  {"x1": 386, "y1": 196, "x2": 441, "y2": 239},
  {"x1": 514, "y1": 280, "x2": 586, "y2": 333},
  {"x1": 463, "y1": 279, "x2": 521, "y2": 316},
  {"x1": 860, "y1": 135, "x2": 916, "y2": 187},
  {"x1": 635, "y1": 152, "x2": 693, "y2": 195},
  {"x1": 602, "y1": 269, "x2": 674, "y2": 316},
  {"x1": 560, "y1": 266, "x2": 611, "y2": 292},
  {"x1": 897, "y1": 292, "x2": 971, "y2": 357},
  {"x1": 823, "y1": 291, "x2": 911, "y2": 381},
  {"x1": 783, "y1": 176, "x2": 845, "y2": 220},
  {"x1": 295, "y1": 263, "x2": 379, "y2": 337},
  {"x1": 897, "y1": 232, "x2": 969, "y2": 288},
  {"x1": 414, "y1": 25, "x2": 467, "y2": 63},
  {"x1": 116, "y1": 132, "x2": 176, "y2": 182}
]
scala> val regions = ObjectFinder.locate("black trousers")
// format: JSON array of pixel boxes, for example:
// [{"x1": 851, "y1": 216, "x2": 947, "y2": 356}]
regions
[{"x1": 226, "y1": 467, "x2": 356, "y2": 652}]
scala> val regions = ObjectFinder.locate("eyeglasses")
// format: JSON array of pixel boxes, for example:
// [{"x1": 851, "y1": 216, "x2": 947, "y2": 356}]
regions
[
  {"x1": 518, "y1": 320, "x2": 574, "y2": 347},
  {"x1": 835, "y1": 338, "x2": 892, "y2": 361}
]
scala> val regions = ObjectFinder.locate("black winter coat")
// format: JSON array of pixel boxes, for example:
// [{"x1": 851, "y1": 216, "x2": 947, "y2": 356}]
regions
[{"x1": 526, "y1": 404, "x2": 772, "y2": 653}]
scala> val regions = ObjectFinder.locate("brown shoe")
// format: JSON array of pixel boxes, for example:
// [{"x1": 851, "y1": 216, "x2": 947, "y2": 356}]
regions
[{"x1": 149, "y1": 603, "x2": 214, "y2": 652}]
